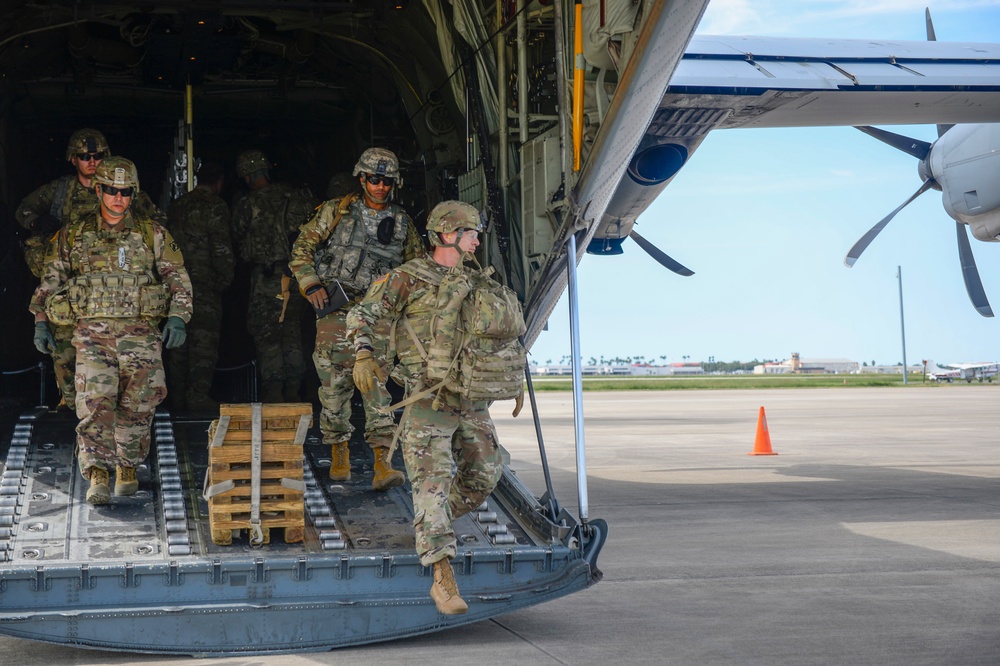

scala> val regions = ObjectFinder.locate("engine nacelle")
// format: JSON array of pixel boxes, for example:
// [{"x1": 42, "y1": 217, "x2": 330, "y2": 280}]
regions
[
  {"x1": 926, "y1": 123, "x2": 1000, "y2": 240},
  {"x1": 587, "y1": 141, "x2": 688, "y2": 253}
]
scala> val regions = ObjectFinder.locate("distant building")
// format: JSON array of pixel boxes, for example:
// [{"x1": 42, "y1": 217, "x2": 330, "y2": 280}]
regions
[{"x1": 754, "y1": 353, "x2": 859, "y2": 374}]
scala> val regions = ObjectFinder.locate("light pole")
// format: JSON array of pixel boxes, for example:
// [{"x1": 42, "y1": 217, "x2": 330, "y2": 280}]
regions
[{"x1": 897, "y1": 266, "x2": 908, "y2": 385}]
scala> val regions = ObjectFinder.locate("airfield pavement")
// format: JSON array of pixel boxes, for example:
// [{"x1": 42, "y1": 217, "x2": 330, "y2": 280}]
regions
[{"x1": 2, "y1": 386, "x2": 998, "y2": 665}]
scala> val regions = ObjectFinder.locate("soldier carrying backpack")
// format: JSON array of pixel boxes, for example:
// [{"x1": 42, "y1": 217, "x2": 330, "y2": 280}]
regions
[{"x1": 347, "y1": 200, "x2": 525, "y2": 616}]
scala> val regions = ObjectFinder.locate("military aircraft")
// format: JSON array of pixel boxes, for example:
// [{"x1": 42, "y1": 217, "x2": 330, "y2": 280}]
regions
[{"x1": 2, "y1": 0, "x2": 1000, "y2": 656}]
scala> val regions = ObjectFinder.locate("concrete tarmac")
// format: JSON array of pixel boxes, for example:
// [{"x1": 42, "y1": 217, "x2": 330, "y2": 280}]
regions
[{"x1": 2, "y1": 386, "x2": 998, "y2": 665}]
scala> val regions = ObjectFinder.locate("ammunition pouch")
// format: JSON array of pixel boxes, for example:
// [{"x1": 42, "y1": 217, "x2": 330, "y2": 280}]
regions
[
  {"x1": 44, "y1": 289, "x2": 74, "y2": 326},
  {"x1": 53, "y1": 273, "x2": 168, "y2": 321},
  {"x1": 454, "y1": 336, "x2": 527, "y2": 401}
]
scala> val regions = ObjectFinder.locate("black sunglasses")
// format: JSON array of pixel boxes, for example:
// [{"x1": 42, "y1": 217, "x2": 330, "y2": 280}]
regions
[
  {"x1": 75, "y1": 152, "x2": 106, "y2": 162},
  {"x1": 102, "y1": 185, "x2": 134, "y2": 197},
  {"x1": 365, "y1": 174, "x2": 395, "y2": 186}
]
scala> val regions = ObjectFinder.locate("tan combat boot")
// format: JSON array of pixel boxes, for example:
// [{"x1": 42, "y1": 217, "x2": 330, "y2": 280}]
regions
[
  {"x1": 430, "y1": 558, "x2": 468, "y2": 615},
  {"x1": 115, "y1": 465, "x2": 139, "y2": 496},
  {"x1": 329, "y1": 441, "x2": 351, "y2": 481},
  {"x1": 86, "y1": 467, "x2": 111, "y2": 505},
  {"x1": 371, "y1": 446, "x2": 404, "y2": 491}
]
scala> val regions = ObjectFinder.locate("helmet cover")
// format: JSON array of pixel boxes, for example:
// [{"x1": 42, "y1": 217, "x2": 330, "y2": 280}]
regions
[
  {"x1": 352, "y1": 147, "x2": 402, "y2": 187},
  {"x1": 65, "y1": 128, "x2": 110, "y2": 161},
  {"x1": 236, "y1": 149, "x2": 269, "y2": 178},
  {"x1": 93, "y1": 156, "x2": 140, "y2": 192},
  {"x1": 426, "y1": 200, "x2": 482, "y2": 246}
]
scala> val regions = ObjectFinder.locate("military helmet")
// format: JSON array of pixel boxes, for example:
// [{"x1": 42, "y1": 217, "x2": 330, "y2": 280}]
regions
[
  {"x1": 236, "y1": 149, "x2": 269, "y2": 178},
  {"x1": 65, "y1": 128, "x2": 110, "y2": 161},
  {"x1": 326, "y1": 171, "x2": 356, "y2": 199},
  {"x1": 426, "y1": 200, "x2": 482, "y2": 246},
  {"x1": 353, "y1": 148, "x2": 402, "y2": 188},
  {"x1": 93, "y1": 156, "x2": 140, "y2": 192}
]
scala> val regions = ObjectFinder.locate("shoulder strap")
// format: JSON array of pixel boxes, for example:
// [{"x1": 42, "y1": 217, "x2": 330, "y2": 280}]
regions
[
  {"x1": 49, "y1": 176, "x2": 73, "y2": 221},
  {"x1": 136, "y1": 217, "x2": 157, "y2": 254},
  {"x1": 398, "y1": 258, "x2": 444, "y2": 286},
  {"x1": 330, "y1": 192, "x2": 358, "y2": 232}
]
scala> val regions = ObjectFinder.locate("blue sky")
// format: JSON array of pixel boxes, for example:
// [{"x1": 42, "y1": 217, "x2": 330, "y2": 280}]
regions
[{"x1": 527, "y1": 0, "x2": 1000, "y2": 368}]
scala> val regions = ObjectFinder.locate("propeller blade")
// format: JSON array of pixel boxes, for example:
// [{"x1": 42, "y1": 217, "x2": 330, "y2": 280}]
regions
[
  {"x1": 924, "y1": 9, "x2": 954, "y2": 136},
  {"x1": 955, "y1": 221, "x2": 994, "y2": 317},
  {"x1": 855, "y1": 126, "x2": 932, "y2": 160},
  {"x1": 845, "y1": 180, "x2": 935, "y2": 267},
  {"x1": 629, "y1": 230, "x2": 694, "y2": 276}
]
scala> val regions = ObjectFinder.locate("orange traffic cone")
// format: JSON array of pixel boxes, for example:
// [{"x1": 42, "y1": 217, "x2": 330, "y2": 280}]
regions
[{"x1": 749, "y1": 406, "x2": 778, "y2": 455}]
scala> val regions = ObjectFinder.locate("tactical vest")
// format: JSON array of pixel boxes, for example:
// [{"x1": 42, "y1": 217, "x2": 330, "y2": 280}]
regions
[
  {"x1": 394, "y1": 258, "x2": 526, "y2": 402},
  {"x1": 313, "y1": 199, "x2": 408, "y2": 298},
  {"x1": 45, "y1": 217, "x2": 168, "y2": 325}
]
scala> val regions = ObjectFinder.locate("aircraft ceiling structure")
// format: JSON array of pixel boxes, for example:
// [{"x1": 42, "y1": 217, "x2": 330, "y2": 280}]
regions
[
  {"x1": 0, "y1": 0, "x2": 520, "y2": 370},
  {"x1": 0, "y1": 1, "x2": 479, "y2": 215}
]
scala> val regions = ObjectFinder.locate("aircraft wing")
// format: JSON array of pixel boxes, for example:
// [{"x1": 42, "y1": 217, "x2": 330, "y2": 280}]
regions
[
  {"x1": 548, "y1": 33, "x2": 1000, "y2": 337},
  {"x1": 665, "y1": 36, "x2": 1000, "y2": 130},
  {"x1": 946, "y1": 362, "x2": 1000, "y2": 370}
]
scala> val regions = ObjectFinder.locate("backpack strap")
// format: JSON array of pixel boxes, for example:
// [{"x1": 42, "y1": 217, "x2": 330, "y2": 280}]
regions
[{"x1": 49, "y1": 176, "x2": 73, "y2": 221}]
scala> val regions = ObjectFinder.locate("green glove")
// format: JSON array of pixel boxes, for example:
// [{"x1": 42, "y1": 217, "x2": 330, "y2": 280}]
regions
[
  {"x1": 162, "y1": 316, "x2": 187, "y2": 349},
  {"x1": 33, "y1": 322, "x2": 56, "y2": 355},
  {"x1": 353, "y1": 348, "x2": 386, "y2": 394}
]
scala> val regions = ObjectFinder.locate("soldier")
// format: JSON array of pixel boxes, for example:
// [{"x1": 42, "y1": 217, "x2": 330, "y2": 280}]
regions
[
  {"x1": 230, "y1": 149, "x2": 318, "y2": 402},
  {"x1": 347, "y1": 201, "x2": 524, "y2": 615},
  {"x1": 326, "y1": 171, "x2": 355, "y2": 200},
  {"x1": 290, "y1": 148, "x2": 425, "y2": 490},
  {"x1": 165, "y1": 161, "x2": 234, "y2": 412},
  {"x1": 29, "y1": 157, "x2": 192, "y2": 505},
  {"x1": 16, "y1": 128, "x2": 167, "y2": 413}
]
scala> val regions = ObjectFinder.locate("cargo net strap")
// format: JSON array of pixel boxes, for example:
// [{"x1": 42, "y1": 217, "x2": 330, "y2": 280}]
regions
[
  {"x1": 202, "y1": 410, "x2": 308, "y2": 507},
  {"x1": 248, "y1": 402, "x2": 264, "y2": 546}
]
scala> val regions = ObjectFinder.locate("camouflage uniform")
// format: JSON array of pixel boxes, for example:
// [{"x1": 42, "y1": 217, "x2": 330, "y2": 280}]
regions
[
  {"x1": 231, "y1": 181, "x2": 318, "y2": 401},
  {"x1": 29, "y1": 211, "x2": 193, "y2": 477},
  {"x1": 165, "y1": 183, "x2": 234, "y2": 409},
  {"x1": 17, "y1": 173, "x2": 165, "y2": 408},
  {"x1": 290, "y1": 194, "x2": 425, "y2": 449},
  {"x1": 347, "y1": 256, "x2": 503, "y2": 566}
]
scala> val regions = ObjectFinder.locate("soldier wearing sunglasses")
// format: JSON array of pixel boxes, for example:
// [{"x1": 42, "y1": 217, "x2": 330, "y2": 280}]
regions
[
  {"x1": 15, "y1": 128, "x2": 166, "y2": 415},
  {"x1": 290, "y1": 147, "x2": 425, "y2": 491},
  {"x1": 29, "y1": 157, "x2": 192, "y2": 505}
]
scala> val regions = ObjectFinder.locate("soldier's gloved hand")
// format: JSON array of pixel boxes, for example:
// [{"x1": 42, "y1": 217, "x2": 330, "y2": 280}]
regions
[
  {"x1": 162, "y1": 316, "x2": 187, "y2": 349},
  {"x1": 33, "y1": 322, "x2": 56, "y2": 355},
  {"x1": 32, "y1": 215, "x2": 62, "y2": 236},
  {"x1": 512, "y1": 390, "x2": 524, "y2": 418},
  {"x1": 353, "y1": 348, "x2": 386, "y2": 394}
]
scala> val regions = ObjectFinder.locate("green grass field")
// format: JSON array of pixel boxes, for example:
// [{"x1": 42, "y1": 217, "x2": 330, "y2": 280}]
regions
[{"x1": 525, "y1": 374, "x2": 997, "y2": 391}]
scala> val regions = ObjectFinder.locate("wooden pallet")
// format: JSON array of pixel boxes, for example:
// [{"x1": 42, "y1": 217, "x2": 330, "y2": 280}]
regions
[{"x1": 204, "y1": 403, "x2": 312, "y2": 546}]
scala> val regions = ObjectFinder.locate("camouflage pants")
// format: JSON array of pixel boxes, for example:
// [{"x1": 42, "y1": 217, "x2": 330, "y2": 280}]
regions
[
  {"x1": 400, "y1": 392, "x2": 502, "y2": 566},
  {"x1": 247, "y1": 268, "x2": 305, "y2": 397},
  {"x1": 73, "y1": 321, "x2": 166, "y2": 476},
  {"x1": 314, "y1": 307, "x2": 393, "y2": 447},
  {"x1": 167, "y1": 285, "x2": 222, "y2": 404},
  {"x1": 52, "y1": 323, "x2": 76, "y2": 406}
]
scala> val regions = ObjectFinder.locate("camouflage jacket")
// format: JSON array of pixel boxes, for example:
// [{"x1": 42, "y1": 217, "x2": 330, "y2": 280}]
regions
[
  {"x1": 166, "y1": 185, "x2": 234, "y2": 290},
  {"x1": 289, "y1": 195, "x2": 425, "y2": 299},
  {"x1": 16, "y1": 175, "x2": 166, "y2": 277},
  {"x1": 29, "y1": 211, "x2": 193, "y2": 329},
  {"x1": 347, "y1": 257, "x2": 469, "y2": 385},
  {"x1": 231, "y1": 182, "x2": 318, "y2": 267}
]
